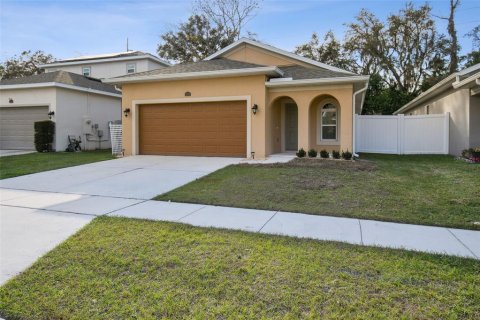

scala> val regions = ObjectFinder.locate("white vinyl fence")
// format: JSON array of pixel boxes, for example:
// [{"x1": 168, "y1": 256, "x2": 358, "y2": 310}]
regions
[
  {"x1": 109, "y1": 122, "x2": 123, "y2": 156},
  {"x1": 355, "y1": 113, "x2": 449, "y2": 154}
]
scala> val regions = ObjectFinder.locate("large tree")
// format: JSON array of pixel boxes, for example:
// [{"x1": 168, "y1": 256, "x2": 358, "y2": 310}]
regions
[
  {"x1": 344, "y1": 3, "x2": 447, "y2": 94},
  {"x1": 294, "y1": 31, "x2": 356, "y2": 72},
  {"x1": 362, "y1": 74, "x2": 416, "y2": 115},
  {"x1": 464, "y1": 25, "x2": 480, "y2": 67},
  {"x1": 0, "y1": 50, "x2": 54, "y2": 80},
  {"x1": 193, "y1": 0, "x2": 261, "y2": 40},
  {"x1": 157, "y1": 15, "x2": 234, "y2": 63},
  {"x1": 158, "y1": 0, "x2": 261, "y2": 63},
  {"x1": 434, "y1": 0, "x2": 460, "y2": 73},
  {"x1": 466, "y1": 25, "x2": 480, "y2": 49}
]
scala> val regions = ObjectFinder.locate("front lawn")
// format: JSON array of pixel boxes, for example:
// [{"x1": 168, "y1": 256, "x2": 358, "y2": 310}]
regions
[
  {"x1": 157, "y1": 154, "x2": 480, "y2": 230},
  {"x1": 1, "y1": 217, "x2": 478, "y2": 319},
  {"x1": 0, "y1": 150, "x2": 115, "y2": 179}
]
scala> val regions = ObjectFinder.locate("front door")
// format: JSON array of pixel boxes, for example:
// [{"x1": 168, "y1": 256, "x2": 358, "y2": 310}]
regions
[{"x1": 284, "y1": 103, "x2": 298, "y2": 151}]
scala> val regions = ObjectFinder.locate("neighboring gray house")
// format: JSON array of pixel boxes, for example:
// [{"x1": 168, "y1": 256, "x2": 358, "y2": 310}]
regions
[
  {"x1": 0, "y1": 71, "x2": 121, "y2": 151},
  {"x1": 394, "y1": 64, "x2": 480, "y2": 155},
  {"x1": 39, "y1": 51, "x2": 170, "y2": 79}
]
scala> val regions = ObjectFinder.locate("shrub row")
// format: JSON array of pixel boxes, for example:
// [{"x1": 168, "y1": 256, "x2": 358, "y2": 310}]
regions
[
  {"x1": 461, "y1": 147, "x2": 480, "y2": 162},
  {"x1": 296, "y1": 148, "x2": 352, "y2": 160}
]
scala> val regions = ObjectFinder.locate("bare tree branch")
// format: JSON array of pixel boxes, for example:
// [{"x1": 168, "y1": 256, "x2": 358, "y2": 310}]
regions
[{"x1": 194, "y1": 0, "x2": 261, "y2": 39}]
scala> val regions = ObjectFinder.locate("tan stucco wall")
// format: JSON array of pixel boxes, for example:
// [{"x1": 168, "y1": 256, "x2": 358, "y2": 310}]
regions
[
  {"x1": 223, "y1": 44, "x2": 309, "y2": 67},
  {"x1": 267, "y1": 85, "x2": 354, "y2": 154},
  {"x1": 406, "y1": 88, "x2": 470, "y2": 155},
  {"x1": 120, "y1": 75, "x2": 268, "y2": 158}
]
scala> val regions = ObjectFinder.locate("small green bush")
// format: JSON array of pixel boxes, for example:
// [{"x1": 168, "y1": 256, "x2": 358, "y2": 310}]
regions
[
  {"x1": 332, "y1": 150, "x2": 340, "y2": 159},
  {"x1": 320, "y1": 150, "x2": 329, "y2": 158},
  {"x1": 296, "y1": 148, "x2": 306, "y2": 158},
  {"x1": 307, "y1": 149, "x2": 318, "y2": 158},
  {"x1": 342, "y1": 150, "x2": 353, "y2": 160},
  {"x1": 34, "y1": 120, "x2": 55, "y2": 152}
]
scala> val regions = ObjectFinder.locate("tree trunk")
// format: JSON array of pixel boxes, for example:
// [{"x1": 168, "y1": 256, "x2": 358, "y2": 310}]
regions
[{"x1": 447, "y1": 0, "x2": 460, "y2": 73}]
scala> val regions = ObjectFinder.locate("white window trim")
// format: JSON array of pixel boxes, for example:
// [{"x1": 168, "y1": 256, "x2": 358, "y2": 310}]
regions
[
  {"x1": 316, "y1": 99, "x2": 340, "y2": 145},
  {"x1": 126, "y1": 62, "x2": 136, "y2": 74},
  {"x1": 82, "y1": 66, "x2": 91, "y2": 77}
]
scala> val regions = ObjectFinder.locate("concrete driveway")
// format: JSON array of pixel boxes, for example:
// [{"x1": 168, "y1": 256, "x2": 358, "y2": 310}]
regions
[
  {"x1": 0, "y1": 150, "x2": 35, "y2": 157},
  {"x1": 0, "y1": 155, "x2": 241, "y2": 284}
]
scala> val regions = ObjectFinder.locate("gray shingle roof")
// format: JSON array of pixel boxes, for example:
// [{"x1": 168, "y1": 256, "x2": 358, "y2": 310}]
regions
[
  {"x1": 114, "y1": 58, "x2": 357, "y2": 81},
  {"x1": 0, "y1": 71, "x2": 121, "y2": 94},
  {"x1": 116, "y1": 58, "x2": 270, "y2": 78},
  {"x1": 278, "y1": 65, "x2": 355, "y2": 80}
]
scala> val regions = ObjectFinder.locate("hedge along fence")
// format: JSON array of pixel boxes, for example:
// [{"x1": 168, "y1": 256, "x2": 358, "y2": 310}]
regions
[{"x1": 34, "y1": 120, "x2": 55, "y2": 152}]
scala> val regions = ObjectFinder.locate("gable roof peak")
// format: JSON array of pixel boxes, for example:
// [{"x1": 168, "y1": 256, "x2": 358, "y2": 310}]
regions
[{"x1": 205, "y1": 37, "x2": 355, "y2": 75}]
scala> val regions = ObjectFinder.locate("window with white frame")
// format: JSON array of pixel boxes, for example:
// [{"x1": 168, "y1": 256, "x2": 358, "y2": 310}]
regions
[
  {"x1": 82, "y1": 67, "x2": 91, "y2": 77},
  {"x1": 320, "y1": 103, "x2": 337, "y2": 140},
  {"x1": 126, "y1": 63, "x2": 136, "y2": 74}
]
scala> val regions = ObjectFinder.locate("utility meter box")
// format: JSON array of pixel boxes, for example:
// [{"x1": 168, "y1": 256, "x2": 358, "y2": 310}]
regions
[{"x1": 83, "y1": 117, "x2": 92, "y2": 134}]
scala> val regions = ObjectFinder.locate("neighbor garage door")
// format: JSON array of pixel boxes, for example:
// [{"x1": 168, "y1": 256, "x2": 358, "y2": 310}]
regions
[
  {"x1": 139, "y1": 101, "x2": 246, "y2": 157},
  {"x1": 0, "y1": 106, "x2": 49, "y2": 150}
]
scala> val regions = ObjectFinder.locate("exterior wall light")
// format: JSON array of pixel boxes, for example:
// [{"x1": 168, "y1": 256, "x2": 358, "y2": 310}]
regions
[
  {"x1": 48, "y1": 111, "x2": 55, "y2": 119},
  {"x1": 123, "y1": 108, "x2": 131, "y2": 117},
  {"x1": 9, "y1": 98, "x2": 14, "y2": 103},
  {"x1": 251, "y1": 104, "x2": 258, "y2": 115}
]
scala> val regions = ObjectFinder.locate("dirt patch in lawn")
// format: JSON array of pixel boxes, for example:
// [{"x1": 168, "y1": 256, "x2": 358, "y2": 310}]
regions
[{"x1": 242, "y1": 157, "x2": 378, "y2": 172}]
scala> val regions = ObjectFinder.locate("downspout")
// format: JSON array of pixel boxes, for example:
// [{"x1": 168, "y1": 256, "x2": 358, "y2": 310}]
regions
[{"x1": 352, "y1": 81, "x2": 369, "y2": 158}]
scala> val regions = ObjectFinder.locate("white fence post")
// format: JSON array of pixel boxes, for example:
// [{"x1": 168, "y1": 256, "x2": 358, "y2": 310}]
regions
[
  {"x1": 398, "y1": 114, "x2": 404, "y2": 155},
  {"x1": 355, "y1": 114, "x2": 360, "y2": 154},
  {"x1": 443, "y1": 112, "x2": 450, "y2": 154}
]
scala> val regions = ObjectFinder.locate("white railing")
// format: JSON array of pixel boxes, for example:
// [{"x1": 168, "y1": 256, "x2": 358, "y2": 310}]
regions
[
  {"x1": 355, "y1": 113, "x2": 449, "y2": 154},
  {"x1": 109, "y1": 122, "x2": 123, "y2": 156}
]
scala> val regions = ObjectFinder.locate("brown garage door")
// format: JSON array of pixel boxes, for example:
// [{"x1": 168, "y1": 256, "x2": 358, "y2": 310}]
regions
[{"x1": 139, "y1": 101, "x2": 246, "y2": 157}]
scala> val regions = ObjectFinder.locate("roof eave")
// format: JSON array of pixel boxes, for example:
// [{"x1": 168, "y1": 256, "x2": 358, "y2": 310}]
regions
[
  {"x1": 452, "y1": 72, "x2": 480, "y2": 89},
  {"x1": 265, "y1": 76, "x2": 369, "y2": 88},
  {"x1": 0, "y1": 82, "x2": 121, "y2": 98},
  {"x1": 103, "y1": 67, "x2": 283, "y2": 85},
  {"x1": 38, "y1": 54, "x2": 170, "y2": 68},
  {"x1": 394, "y1": 64, "x2": 480, "y2": 115},
  {"x1": 393, "y1": 76, "x2": 455, "y2": 115}
]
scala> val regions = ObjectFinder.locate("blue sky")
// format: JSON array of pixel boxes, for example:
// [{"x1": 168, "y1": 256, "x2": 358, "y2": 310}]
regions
[{"x1": 1, "y1": 0, "x2": 479, "y2": 61}]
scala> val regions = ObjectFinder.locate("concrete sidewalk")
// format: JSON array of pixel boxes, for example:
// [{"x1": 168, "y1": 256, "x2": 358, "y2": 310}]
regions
[
  {"x1": 109, "y1": 200, "x2": 480, "y2": 260},
  {"x1": 1, "y1": 188, "x2": 479, "y2": 285}
]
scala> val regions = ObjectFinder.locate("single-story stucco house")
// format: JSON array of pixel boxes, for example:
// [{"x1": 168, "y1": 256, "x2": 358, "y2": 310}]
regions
[
  {"x1": 394, "y1": 63, "x2": 480, "y2": 156},
  {"x1": 105, "y1": 38, "x2": 369, "y2": 159},
  {"x1": 0, "y1": 71, "x2": 121, "y2": 151}
]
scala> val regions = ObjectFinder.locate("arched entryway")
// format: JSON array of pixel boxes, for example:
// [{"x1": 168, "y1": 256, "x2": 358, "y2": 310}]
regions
[{"x1": 270, "y1": 96, "x2": 299, "y2": 153}]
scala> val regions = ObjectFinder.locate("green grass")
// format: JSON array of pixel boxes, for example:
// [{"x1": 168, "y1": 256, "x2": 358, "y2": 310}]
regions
[
  {"x1": 1, "y1": 217, "x2": 478, "y2": 319},
  {"x1": 156, "y1": 154, "x2": 480, "y2": 230},
  {"x1": 0, "y1": 150, "x2": 115, "y2": 179}
]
